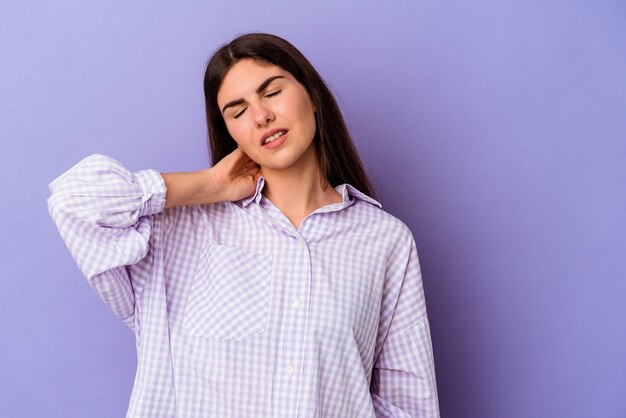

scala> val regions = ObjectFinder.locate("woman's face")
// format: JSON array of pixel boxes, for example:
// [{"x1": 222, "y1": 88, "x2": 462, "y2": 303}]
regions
[{"x1": 217, "y1": 58, "x2": 317, "y2": 172}]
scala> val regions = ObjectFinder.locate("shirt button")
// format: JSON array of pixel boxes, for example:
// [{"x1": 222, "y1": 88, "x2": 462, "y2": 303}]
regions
[
  {"x1": 298, "y1": 240, "x2": 306, "y2": 248},
  {"x1": 287, "y1": 365, "x2": 295, "y2": 374},
  {"x1": 293, "y1": 299, "x2": 301, "y2": 307}
]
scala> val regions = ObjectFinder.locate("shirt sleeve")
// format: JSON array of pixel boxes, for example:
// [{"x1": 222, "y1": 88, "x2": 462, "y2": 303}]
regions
[
  {"x1": 370, "y1": 231, "x2": 440, "y2": 417},
  {"x1": 47, "y1": 154, "x2": 167, "y2": 330}
]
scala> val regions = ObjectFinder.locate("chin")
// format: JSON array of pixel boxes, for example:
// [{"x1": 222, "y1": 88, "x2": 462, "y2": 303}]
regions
[
  {"x1": 259, "y1": 160, "x2": 299, "y2": 171},
  {"x1": 254, "y1": 142, "x2": 316, "y2": 172}
]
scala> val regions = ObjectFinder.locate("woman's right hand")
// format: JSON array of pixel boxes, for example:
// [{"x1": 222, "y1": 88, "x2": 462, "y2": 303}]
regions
[
  {"x1": 162, "y1": 147, "x2": 261, "y2": 209},
  {"x1": 210, "y1": 147, "x2": 262, "y2": 202}
]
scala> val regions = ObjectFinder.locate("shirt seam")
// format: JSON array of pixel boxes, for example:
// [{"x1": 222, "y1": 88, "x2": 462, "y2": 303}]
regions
[{"x1": 385, "y1": 314, "x2": 428, "y2": 340}]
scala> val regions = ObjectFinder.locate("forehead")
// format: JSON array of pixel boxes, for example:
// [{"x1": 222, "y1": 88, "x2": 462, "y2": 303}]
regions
[{"x1": 217, "y1": 59, "x2": 289, "y2": 103}]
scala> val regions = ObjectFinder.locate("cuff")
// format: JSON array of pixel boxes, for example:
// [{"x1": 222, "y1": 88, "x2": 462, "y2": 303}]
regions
[{"x1": 134, "y1": 169, "x2": 167, "y2": 217}]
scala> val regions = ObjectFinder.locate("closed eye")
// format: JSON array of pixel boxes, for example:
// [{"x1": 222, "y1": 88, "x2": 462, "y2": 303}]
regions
[{"x1": 233, "y1": 90, "x2": 281, "y2": 119}]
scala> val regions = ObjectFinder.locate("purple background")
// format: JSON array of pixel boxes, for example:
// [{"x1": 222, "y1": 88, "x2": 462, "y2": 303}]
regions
[{"x1": 2, "y1": 1, "x2": 625, "y2": 417}]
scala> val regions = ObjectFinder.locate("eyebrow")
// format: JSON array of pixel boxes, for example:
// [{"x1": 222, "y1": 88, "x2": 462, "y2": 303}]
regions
[{"x1": 221, "y1": 75, "x2": 286, "y2": 114}]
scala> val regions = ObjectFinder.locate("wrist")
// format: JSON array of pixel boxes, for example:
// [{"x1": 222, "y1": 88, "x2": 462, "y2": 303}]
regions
[{"x1": 202, "y1": 168, "x2": 228, "y2": 203}]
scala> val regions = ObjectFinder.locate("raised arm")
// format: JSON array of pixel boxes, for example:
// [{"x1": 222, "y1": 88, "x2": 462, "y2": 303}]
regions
[
  {"x1": 163, "y1": 147, "x2": 261, "y2": 209},
  {"x1": 47, "y1": 148, "x2": 261, "y2": 330},
  {"x1": 47, "y1": 154, "x2": 167, "y2": 329}
]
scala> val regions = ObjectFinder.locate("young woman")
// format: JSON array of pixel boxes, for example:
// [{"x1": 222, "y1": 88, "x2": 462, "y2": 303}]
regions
[{"x1": 48, "y1": 33, "x2": 439, "y2": 417}]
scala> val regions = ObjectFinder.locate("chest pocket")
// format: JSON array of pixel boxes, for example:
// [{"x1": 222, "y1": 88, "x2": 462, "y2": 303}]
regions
[{"x1": 183, "y1": 244, "x2": 272, "y2": 341}]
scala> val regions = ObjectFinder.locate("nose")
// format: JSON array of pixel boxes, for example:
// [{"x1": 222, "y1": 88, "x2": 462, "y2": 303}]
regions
[{"x1": 251, "y1": 102, "x2": 275, "y2": 127}]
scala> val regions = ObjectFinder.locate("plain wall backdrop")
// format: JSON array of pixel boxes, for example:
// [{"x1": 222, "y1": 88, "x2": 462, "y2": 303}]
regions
[{"x1": 1, "y1": 1, "x2": 625, "y2": 417}]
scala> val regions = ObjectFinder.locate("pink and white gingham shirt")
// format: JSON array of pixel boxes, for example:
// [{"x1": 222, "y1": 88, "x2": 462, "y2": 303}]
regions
[{"x1": 47, "y1": 154, "x2": 439, "y2": 417}]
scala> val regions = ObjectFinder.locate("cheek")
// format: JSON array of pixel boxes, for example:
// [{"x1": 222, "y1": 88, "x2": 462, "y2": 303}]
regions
[
  {"x1": 299, "y1": 104, "x2": 317, "y2": 137},
  {"x1": 224, "y1": 123, "x2": 245, "y2": 146},
  {"x1": 279, "y1": 94, "x2": 316, "y2": 132},
  {"x1": 293, "y1": 92, "x2": 315, "y2": 116},
  {"x1": 226, "y1": 126, "x2": 261, "y2": 159}
]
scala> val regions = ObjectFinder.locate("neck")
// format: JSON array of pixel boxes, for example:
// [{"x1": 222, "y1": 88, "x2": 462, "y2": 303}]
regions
[{"x1": 261, "y1": 146, "x2": 342, "y2": 228}]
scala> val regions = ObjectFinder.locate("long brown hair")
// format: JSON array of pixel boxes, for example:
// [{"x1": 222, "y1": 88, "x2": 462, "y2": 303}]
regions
[{"x1": 203, "y1": 32, "x2": 376, "y2": 199}]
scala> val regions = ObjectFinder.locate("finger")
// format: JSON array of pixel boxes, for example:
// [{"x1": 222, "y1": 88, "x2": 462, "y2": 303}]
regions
[
  {"x1": 244, "y1": 159, "x2": 260, "y2": 169},
  {"x1": 240, "y1": 156, "x2": 259, "y2": 168},
  {"x1": 236, "y1": 146, "x2": 251, "y2": 159},
  {"x1": 224, "y1": 147, "x2": 242, "y2": 163},
  {"x1": 253, "y1": 167, "x2": 263, "y2": 183}
]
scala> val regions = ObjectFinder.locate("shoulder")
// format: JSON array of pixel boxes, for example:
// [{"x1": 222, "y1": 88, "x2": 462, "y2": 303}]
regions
[
  {"x1": 161, "y1": 199, "x2": 240, "y2": 232},
  {"x1": 341, "y1": 183, "x2": 413, "y2": 241},
  {"x1": 338, "y1": 183, "x2": 418, "y2": 258},
  {"x1": 346, "y1": 197, "x2": 416, "y2": 255},
  {"x1": 158, "y1": 201, "x2": 245, "y2": 251}
]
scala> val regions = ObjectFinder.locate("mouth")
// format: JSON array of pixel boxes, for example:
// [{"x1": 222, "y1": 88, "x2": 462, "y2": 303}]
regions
[{"x1": 261, "y1": 129, "x2": 288, "y2": 146}]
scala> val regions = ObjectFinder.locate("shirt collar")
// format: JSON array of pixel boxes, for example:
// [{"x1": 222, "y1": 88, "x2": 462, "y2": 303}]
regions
[
  {"x1": 240, "y1": 176, "x2": 266, "y2": 207},
  {"x1": 240, "y1": 176, "x2": 382, "y2": 209},
  {"x1": 335, "y1": 183, "x2": 382, "y2": 209}
]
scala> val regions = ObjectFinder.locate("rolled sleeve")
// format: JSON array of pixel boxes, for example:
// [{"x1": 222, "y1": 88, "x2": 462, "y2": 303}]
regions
[
  {"x1": 47, "y1": 154, "x2": 166, "y2": 329},
  {"x1": 133, "y1": 168, "x2": 167, "y2": 218}
]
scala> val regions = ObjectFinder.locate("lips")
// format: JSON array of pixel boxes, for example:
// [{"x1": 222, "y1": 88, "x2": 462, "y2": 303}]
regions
[{"x1": 261, "y1": 129, "x2": 288, "y2": 145}]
